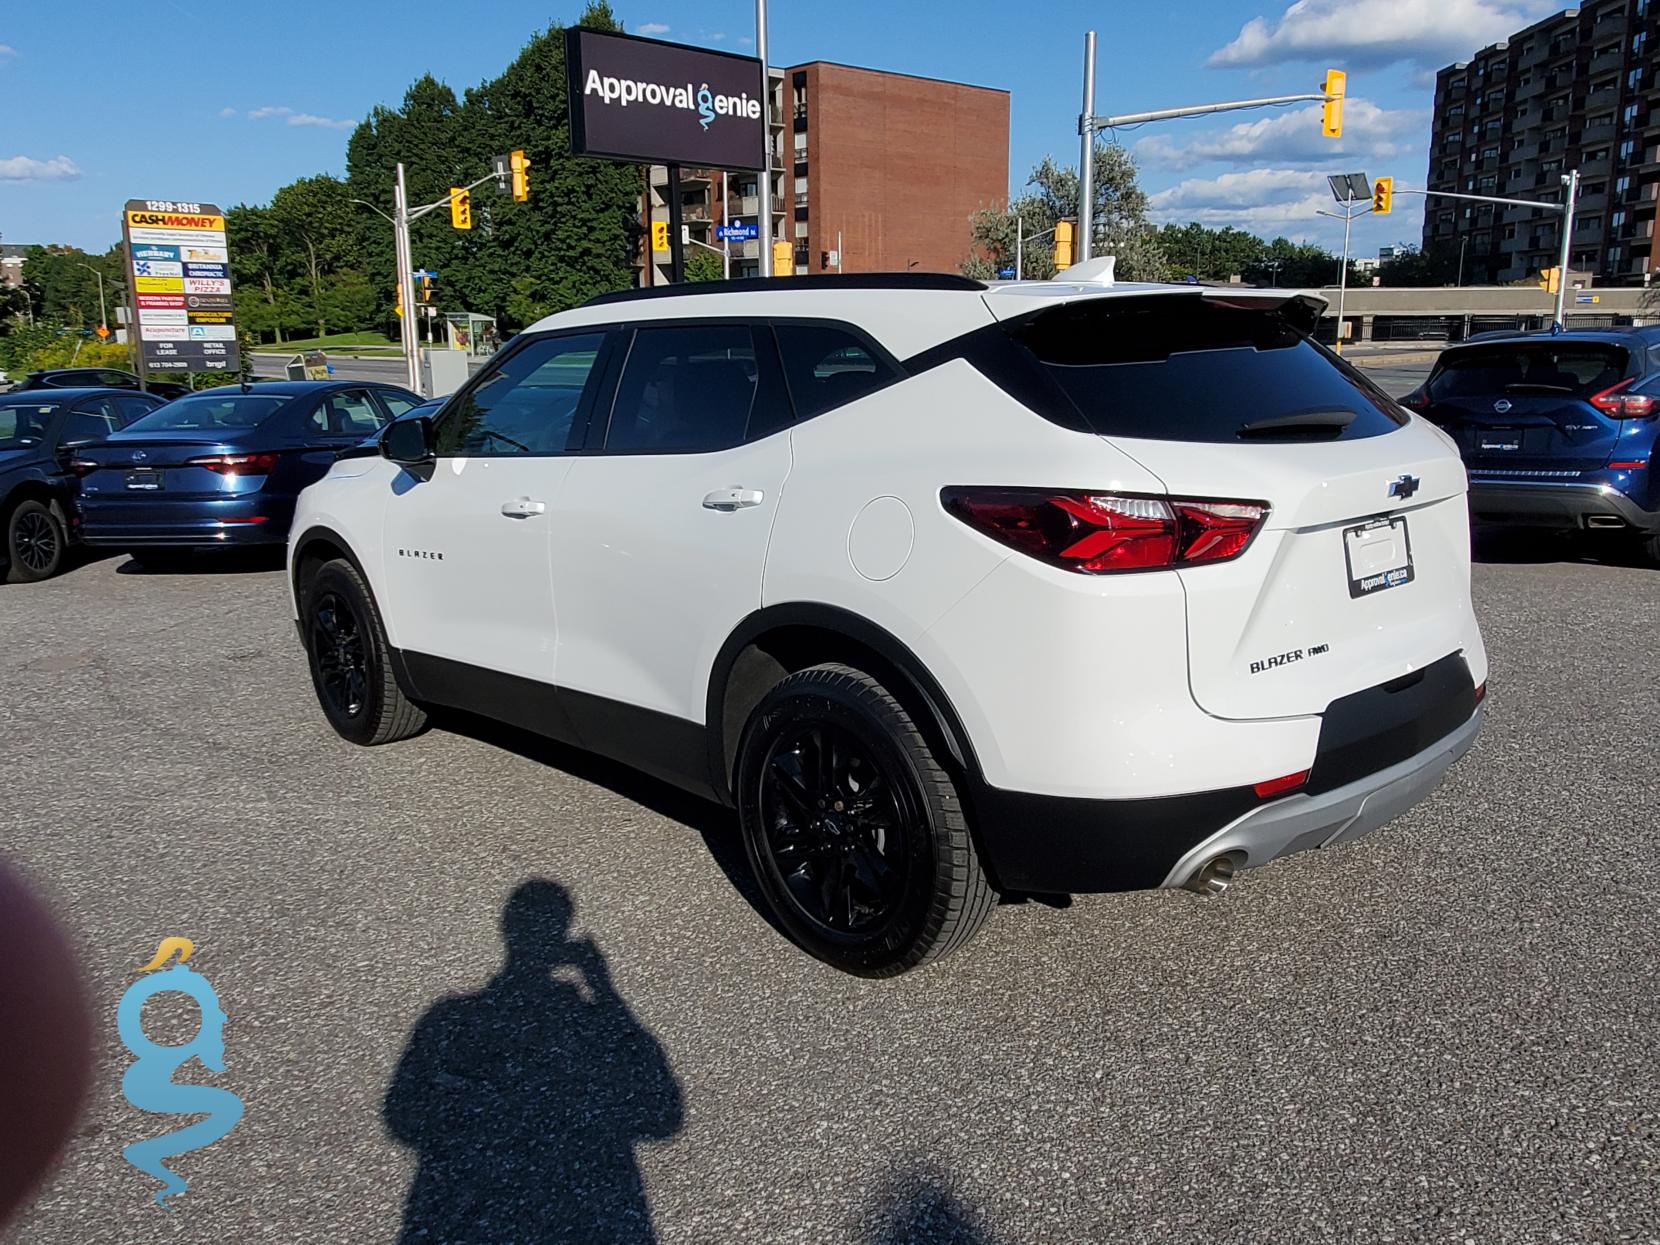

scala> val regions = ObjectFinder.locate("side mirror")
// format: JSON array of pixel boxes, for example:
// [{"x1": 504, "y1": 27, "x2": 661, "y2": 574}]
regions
[{"x1": 381, "y1": 416, "x2": 434, "y2": 465}]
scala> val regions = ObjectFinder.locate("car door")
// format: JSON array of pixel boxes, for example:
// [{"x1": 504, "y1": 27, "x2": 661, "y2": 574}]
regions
[
  {"x1": 553, "y1": 320, "x2": 794, "y2": 734},
  {"x1": 380, "y1": 331, "x2": 611, "y2": 685}
]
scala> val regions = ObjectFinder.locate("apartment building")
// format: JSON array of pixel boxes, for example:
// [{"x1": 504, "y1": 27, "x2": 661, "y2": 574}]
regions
[
  {"x1": 1424, "y1": 0, "x2": 1660, "y2": 285},
  {"x1": 640, "y1": 61, "x2": 1009, "y2": 283}
]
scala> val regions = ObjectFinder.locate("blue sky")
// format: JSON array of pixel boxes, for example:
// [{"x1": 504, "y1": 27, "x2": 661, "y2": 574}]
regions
[{"x1": 1, "y1": 0, "x2": 1560, "y2": 261}]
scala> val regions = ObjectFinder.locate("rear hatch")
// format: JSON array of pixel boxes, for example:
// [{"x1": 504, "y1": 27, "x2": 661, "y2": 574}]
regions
[
  {"x1": 76, "y1": 392, "x2": 289, "y2": 500},
  {"x1": 999, "y1": 290, "x2": 1476, "y2": 720},
  {"x1": 1422, "y1": 340, "x2": 1633, "y2": 473}
]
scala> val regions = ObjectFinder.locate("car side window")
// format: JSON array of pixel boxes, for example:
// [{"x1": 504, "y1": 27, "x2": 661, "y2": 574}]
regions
[
  {"x1": 114, "y1": 394, "x2": 161, "y2": 425},
  {"x1": 604, "y1": 323, "x2": 785, "y2": 453},
  {"x1": 774, "y1": 323, "x2": 903, "y2": 420},
  {"x1": 436, "y1": 332, "x2": 607, "y2": 457},
  {"x1": 97, "y1": 370, "x2": 135, "y2": 388},
  {"x1": 62, "y1": 397, "x2": 123, "y2": 443},
  {"x1": 313, "y1": 390, "x2": 385, "y2": 438},
  {"x1": 379, "y1": 393, "x2": 423, "y2": 419}
]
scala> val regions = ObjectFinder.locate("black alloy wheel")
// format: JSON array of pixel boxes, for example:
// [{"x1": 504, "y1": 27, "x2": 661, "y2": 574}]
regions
[
  {"x1": 310, "y1": 590, "x2": 370, "y2": 721},
  {"x1": 7, "y1": 500, "x2": 66, "y2": 582},
  {"x1": 302, "y1": 558, "x2": 427, "y2": 746},
  {"x1": 759, "y1": 721, "x2": 913, "y2": 936},
  {"x1": 735, "y1": 663, "x2": 996, "y2": 977}
]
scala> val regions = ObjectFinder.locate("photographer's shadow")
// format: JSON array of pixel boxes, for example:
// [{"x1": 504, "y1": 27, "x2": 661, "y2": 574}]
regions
[{"x1": 384, "y1": 879, "x2": 683, "y2": 1244}]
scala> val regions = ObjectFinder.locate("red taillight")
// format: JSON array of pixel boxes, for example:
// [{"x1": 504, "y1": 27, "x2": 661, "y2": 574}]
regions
[
  {"x1": 187, "y1": 452, "x2": 280, "y2": 476},
  {"x1": 1609, "y1": 459, "x2": 1648, "y2": 470},
  {"x1": 1474, "y1": 680, "x2": 1487, "y2": 707},
  {"x1": 941, "y1": 488, "x2": 1269, "y2": 574},
  {"x1": 1400, "y1": 388, "x2": 1431, "y2": 412},
  {"x1": 1589, "y1": 379, "x2": 1656, "y2": 420},
  {"x1": 1253, "y1": 770, "x2": 1310, "y2": 800}
]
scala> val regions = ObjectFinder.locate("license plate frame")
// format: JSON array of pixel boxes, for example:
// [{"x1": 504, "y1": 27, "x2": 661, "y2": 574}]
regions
[
  {"x1": 1476, "y1": 433, "x2": 1522, "y2": 452},
  {"x1": 124, "y1": 469, "x2": 164, "y2": 491},
  {"x1": 1343, "y1": 515, "x2": 1414, "y2": 598}
]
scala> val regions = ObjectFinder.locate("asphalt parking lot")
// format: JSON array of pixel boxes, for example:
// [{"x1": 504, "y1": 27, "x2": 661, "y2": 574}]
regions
[{"x1": 6, "y1": 433, "x2": 1659, "y2": 1242}]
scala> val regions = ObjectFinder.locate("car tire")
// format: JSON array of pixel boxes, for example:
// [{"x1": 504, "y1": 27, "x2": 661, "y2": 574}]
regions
[
  {"x1": 301, "y1": 558, "x2": 427, "y2": 746},
  {"x1": 6, "y1": 499, "x2": 67, "y2": 583},
  {"x1": 734, "y1": 662, "x2": 996, "y2": 977}
]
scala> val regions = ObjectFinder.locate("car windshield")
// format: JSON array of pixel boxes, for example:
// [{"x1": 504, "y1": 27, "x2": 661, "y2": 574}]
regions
[
  {"x1": 0, "y1": 399, "x2": 60, "y2": 449},
  {"x1": 124, "y1": 394, "x2": 288, "y2": 432},
  {"x1": 1429, "y1": 344, "x2": 1629, "y2": 399}
]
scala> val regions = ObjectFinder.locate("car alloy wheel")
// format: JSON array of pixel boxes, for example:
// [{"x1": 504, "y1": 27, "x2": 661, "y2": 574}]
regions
[
  {"x1": 310, "y1": 590, "x2": 369, "y2": 720},
  {"x1": 758, "y1": 721, "x2": 913, "y2": 936},
  {"x1": 13, "y1": 509, "x2": 58, "y2": 576}
]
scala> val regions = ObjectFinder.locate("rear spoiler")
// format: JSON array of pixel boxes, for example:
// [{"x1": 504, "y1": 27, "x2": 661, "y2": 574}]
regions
[{"x1": 982, "y1": 283, "x2": 1328, "y2": 337}]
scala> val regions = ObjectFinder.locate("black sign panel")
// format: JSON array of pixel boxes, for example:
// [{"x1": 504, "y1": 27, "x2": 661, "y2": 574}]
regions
[{"x1": 566, "y1": 28, "x2": 766, "y2": 171}]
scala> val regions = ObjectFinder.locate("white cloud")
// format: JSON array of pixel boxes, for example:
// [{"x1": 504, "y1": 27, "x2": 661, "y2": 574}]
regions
[
  {"x1": 243, "y1": 105, "x2": 353, "y2": 130},
  {"x1": 635, "y1": 21, "x2": 670, "y2": 35},
  {"x1": 709, "y1": 32, "x2": 726, "y2": 42},
  {"x1": 287, "y1": 112, "x2": 355, "y2": 130},
  {"x1": 1210, "y1": 0, "x2": 1555, "y2": 69},
  {"x1": 1148, "y1": 168, "x2": 1335, "y2": 233},
  {"x1": 219, "y1": 106, "x2": 238, "y2": 118},
  {"x1": 0, "y1": 154, "x2": 81, "y2": 183},
  {"x1": 1133, "y1": 99, "x2": 1427, "y2": 169},
  {"x1": 0, "y1": 44, "x2": 16, "y2": 58},
  {"x1": 737, "y1": 35, "x2": 753, "y2": 47}
]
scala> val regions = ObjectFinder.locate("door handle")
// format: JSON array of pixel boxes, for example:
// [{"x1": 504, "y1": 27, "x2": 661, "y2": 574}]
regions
[
  {"x1": 702, "y1": 487, "x2": 764, "y2": 511},
  {"x1": 500, "y1": 497, "x2": 546, "y2": 518}
]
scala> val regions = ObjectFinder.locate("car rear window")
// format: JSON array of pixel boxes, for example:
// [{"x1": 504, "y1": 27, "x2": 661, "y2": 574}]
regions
[
  {"x1": 125, "y1": 395, "x2": 287, "y2": 432},
  {"x1": 1004, "y1": 297, "x2": 1405, "y2": 443},
  {"x1": 1428, "y1": 344, "x2": 1629, "y2": 400}
]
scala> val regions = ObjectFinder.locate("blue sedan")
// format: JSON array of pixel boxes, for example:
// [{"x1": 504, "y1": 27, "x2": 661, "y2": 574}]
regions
[{"x1": 74, "y1": 381, "x2": 421, "y2": 553}]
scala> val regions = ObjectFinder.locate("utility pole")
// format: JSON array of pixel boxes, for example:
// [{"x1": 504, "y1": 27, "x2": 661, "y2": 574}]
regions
[
  {"x1": 1078, "y1": 31, "x2": 1096, "y2": 263},
  {"x1": 755, "y1": 0, "x2": 774, "y2": 274},
  {"x1": 73, "y1": 261, "x2": 108, "y2": 335},
  {"x1": 1015, "y1": 214, "x2": 1023, "y2": 279},
  {"x1": 393, "y1": 164, "x2": 419, "y2": 394}
]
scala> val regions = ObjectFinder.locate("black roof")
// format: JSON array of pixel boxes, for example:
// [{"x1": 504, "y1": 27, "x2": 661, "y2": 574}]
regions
[
  {"x1": 0, "y1": 386, "x2": 151, "y2": 403},
  {"x1": 167, "y1": 380, "x2": 395, "y2": 397},
  {"x1": 583, "y1": 272, "x2": 987, "y2": 308},
  {"x1": 1456, "y1": 324, "x2": 1660, "y2": 348}
]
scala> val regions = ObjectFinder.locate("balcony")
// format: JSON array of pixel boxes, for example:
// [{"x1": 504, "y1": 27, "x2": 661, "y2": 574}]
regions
[
  {"x1": 1586, "y1": 86, "x2": 1621, "y2": 112},
  {"x1": 1579, "y1": 120, "x2": 1617, "y2": 146},
  {"x1": 1515, "y1": 75, "x2": 1547, "y2": 101},
  {"x1": 1590, "y1": 49, "x2": 1625, "y2": 77}
]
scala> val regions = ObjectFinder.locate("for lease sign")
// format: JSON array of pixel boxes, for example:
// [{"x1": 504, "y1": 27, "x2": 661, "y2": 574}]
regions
[{"x1": 122, "y1": 199, "x2": 240, "y2": 375}]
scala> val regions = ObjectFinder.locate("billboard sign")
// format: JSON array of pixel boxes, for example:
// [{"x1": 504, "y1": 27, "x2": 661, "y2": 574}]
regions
[
  {"x1": 565, "y1": 28, "x2": 766, "y2": 172},
  {"x1": 122, "y1": 200, "x2": 240, "y2": 375}
]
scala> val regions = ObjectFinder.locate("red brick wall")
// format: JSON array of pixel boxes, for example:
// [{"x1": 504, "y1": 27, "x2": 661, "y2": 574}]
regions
[{"x1": 794, "y1": 63, "x2": 1009, "y2": 275}]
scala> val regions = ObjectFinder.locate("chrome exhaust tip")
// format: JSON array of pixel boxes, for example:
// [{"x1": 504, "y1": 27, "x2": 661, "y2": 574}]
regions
[
  {"x1": 1183, "y1": 854, "x2": 1238, "y2": 897},
  {"x1": 1586, "y1": 515, "x2": 1626, "y2": 530}
]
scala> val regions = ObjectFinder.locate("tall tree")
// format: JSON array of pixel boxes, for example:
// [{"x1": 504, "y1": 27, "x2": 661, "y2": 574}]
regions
[{"x1": 963, "y1": 143, "x2": 1166, "y2": 281}]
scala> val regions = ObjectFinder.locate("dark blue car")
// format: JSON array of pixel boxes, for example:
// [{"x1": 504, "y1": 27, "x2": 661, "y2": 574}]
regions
[
  {"x1": 1403, "y1": 326, "x2": 1660, "y2": 562},
  {"x1": 73, "y1": 381, "x2": 421, "y2": 557},
  {"x1": 2, "y1": 387, "x2": 167, "y2": 581}
]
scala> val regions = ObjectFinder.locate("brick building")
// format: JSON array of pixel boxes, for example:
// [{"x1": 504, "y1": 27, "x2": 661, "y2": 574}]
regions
[
  {"x1": 1423, "y1": 0, "x2": 1660, "y2": 285},
  {"x1": 640, "y1": 61, "x2": 1009, "y2": 283}
]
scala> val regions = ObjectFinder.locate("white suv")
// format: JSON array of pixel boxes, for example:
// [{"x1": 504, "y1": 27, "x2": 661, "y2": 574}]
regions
[{"x1": 289, "y1": 267, "x2": 1486, "y2": 976}]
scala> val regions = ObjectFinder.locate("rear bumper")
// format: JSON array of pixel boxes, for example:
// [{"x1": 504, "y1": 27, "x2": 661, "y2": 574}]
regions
[
  {"x1": 1468, "y1": 479, "x2": 1660, "y2": 532},
  {"x1": 80, "y1": 494, "x2": 295, "y2": 547},
  {"x1": 1158, "y1": 709, "x2": 1482, "y2": 889}
]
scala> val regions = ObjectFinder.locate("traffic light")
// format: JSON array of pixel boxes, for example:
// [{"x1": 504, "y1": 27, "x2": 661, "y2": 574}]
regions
[
  {"x1": 394, "y1": 284, "x2": 403, "y2": 319},
  {"x1": 419, "y1": 272, "x2": 434, "y2": 304},
  {"x1": 772, "y1": 239, "x2": 793, "y2": 277},
  {"x1": 651, "y1": 220, "x2": 670, "y2": 253},
  {"x1": 1539, "y1": 267, "x2": 1561, "y2": 294},
  {"x1": 449, "y1": 188, "x2": 472, "y2": 230},
  {"x1": 1054, "y1": 219, "x2": 1074, "y2": 270},
  {"x1": 1322, "y1": 69, "x2": 1346, "y2": 138},
  {"x1": 1372, "y1": 176, "x2": 1393, "y2": 215},
  {"x1": 510, "y1": 149, "x2": 530, "y2": 202}
]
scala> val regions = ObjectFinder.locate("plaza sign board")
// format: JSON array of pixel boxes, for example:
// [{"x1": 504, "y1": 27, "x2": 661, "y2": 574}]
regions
[
  {"x1": 122, "y1": 199, "x2": 240, "y2": 375},
  {"x1": 565, "y1": 28, "x2": 766, "y2": 172}
]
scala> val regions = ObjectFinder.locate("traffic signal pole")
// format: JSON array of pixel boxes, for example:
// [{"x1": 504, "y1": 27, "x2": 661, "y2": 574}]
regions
[
  {"x1": 1316, "y1": 196, "x2": 1373, "y2": 354},
  {"x1": 393, "y1": 164, "x2": 420, "y2": 394},
  {"x1": 1075, "y1": 31, "x2": 1342, "y2": 266},
  {"x1": 1392, "y1": 169, "x2": 1579, "y2": 326},
  {"x1": 755, "y1": 0, "x2": 774, "y2": 274}
]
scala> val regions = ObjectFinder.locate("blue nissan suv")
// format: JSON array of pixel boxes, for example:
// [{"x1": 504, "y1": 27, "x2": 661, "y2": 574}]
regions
[{"x1": 1403, "y1": 326, "x2": 1660, "y2": 563}]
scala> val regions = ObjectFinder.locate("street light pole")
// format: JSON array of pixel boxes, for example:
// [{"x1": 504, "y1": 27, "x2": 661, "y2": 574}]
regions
[
  {"x1": 1015, "y1": 214, "x2": 1023, "y2": 280},
  {"x1": 1457, "y1": 236, "x2": 1468, "y2": 288},
  {"x1": 755, "y1": 0, "x2": 774, "y2": 274},
  {"x1": 1316, "y1": 196, "x2": 1372, "y2": 354},
  {"x1": 1077, "y1": 31, "x2": 1097, "y2": 264},
  {"x1": 393, "y1": 163, "x2": 420, "y2": 394},
  {"x1": 73, "y1": 262, "x2": 107, "y2": 333}
]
